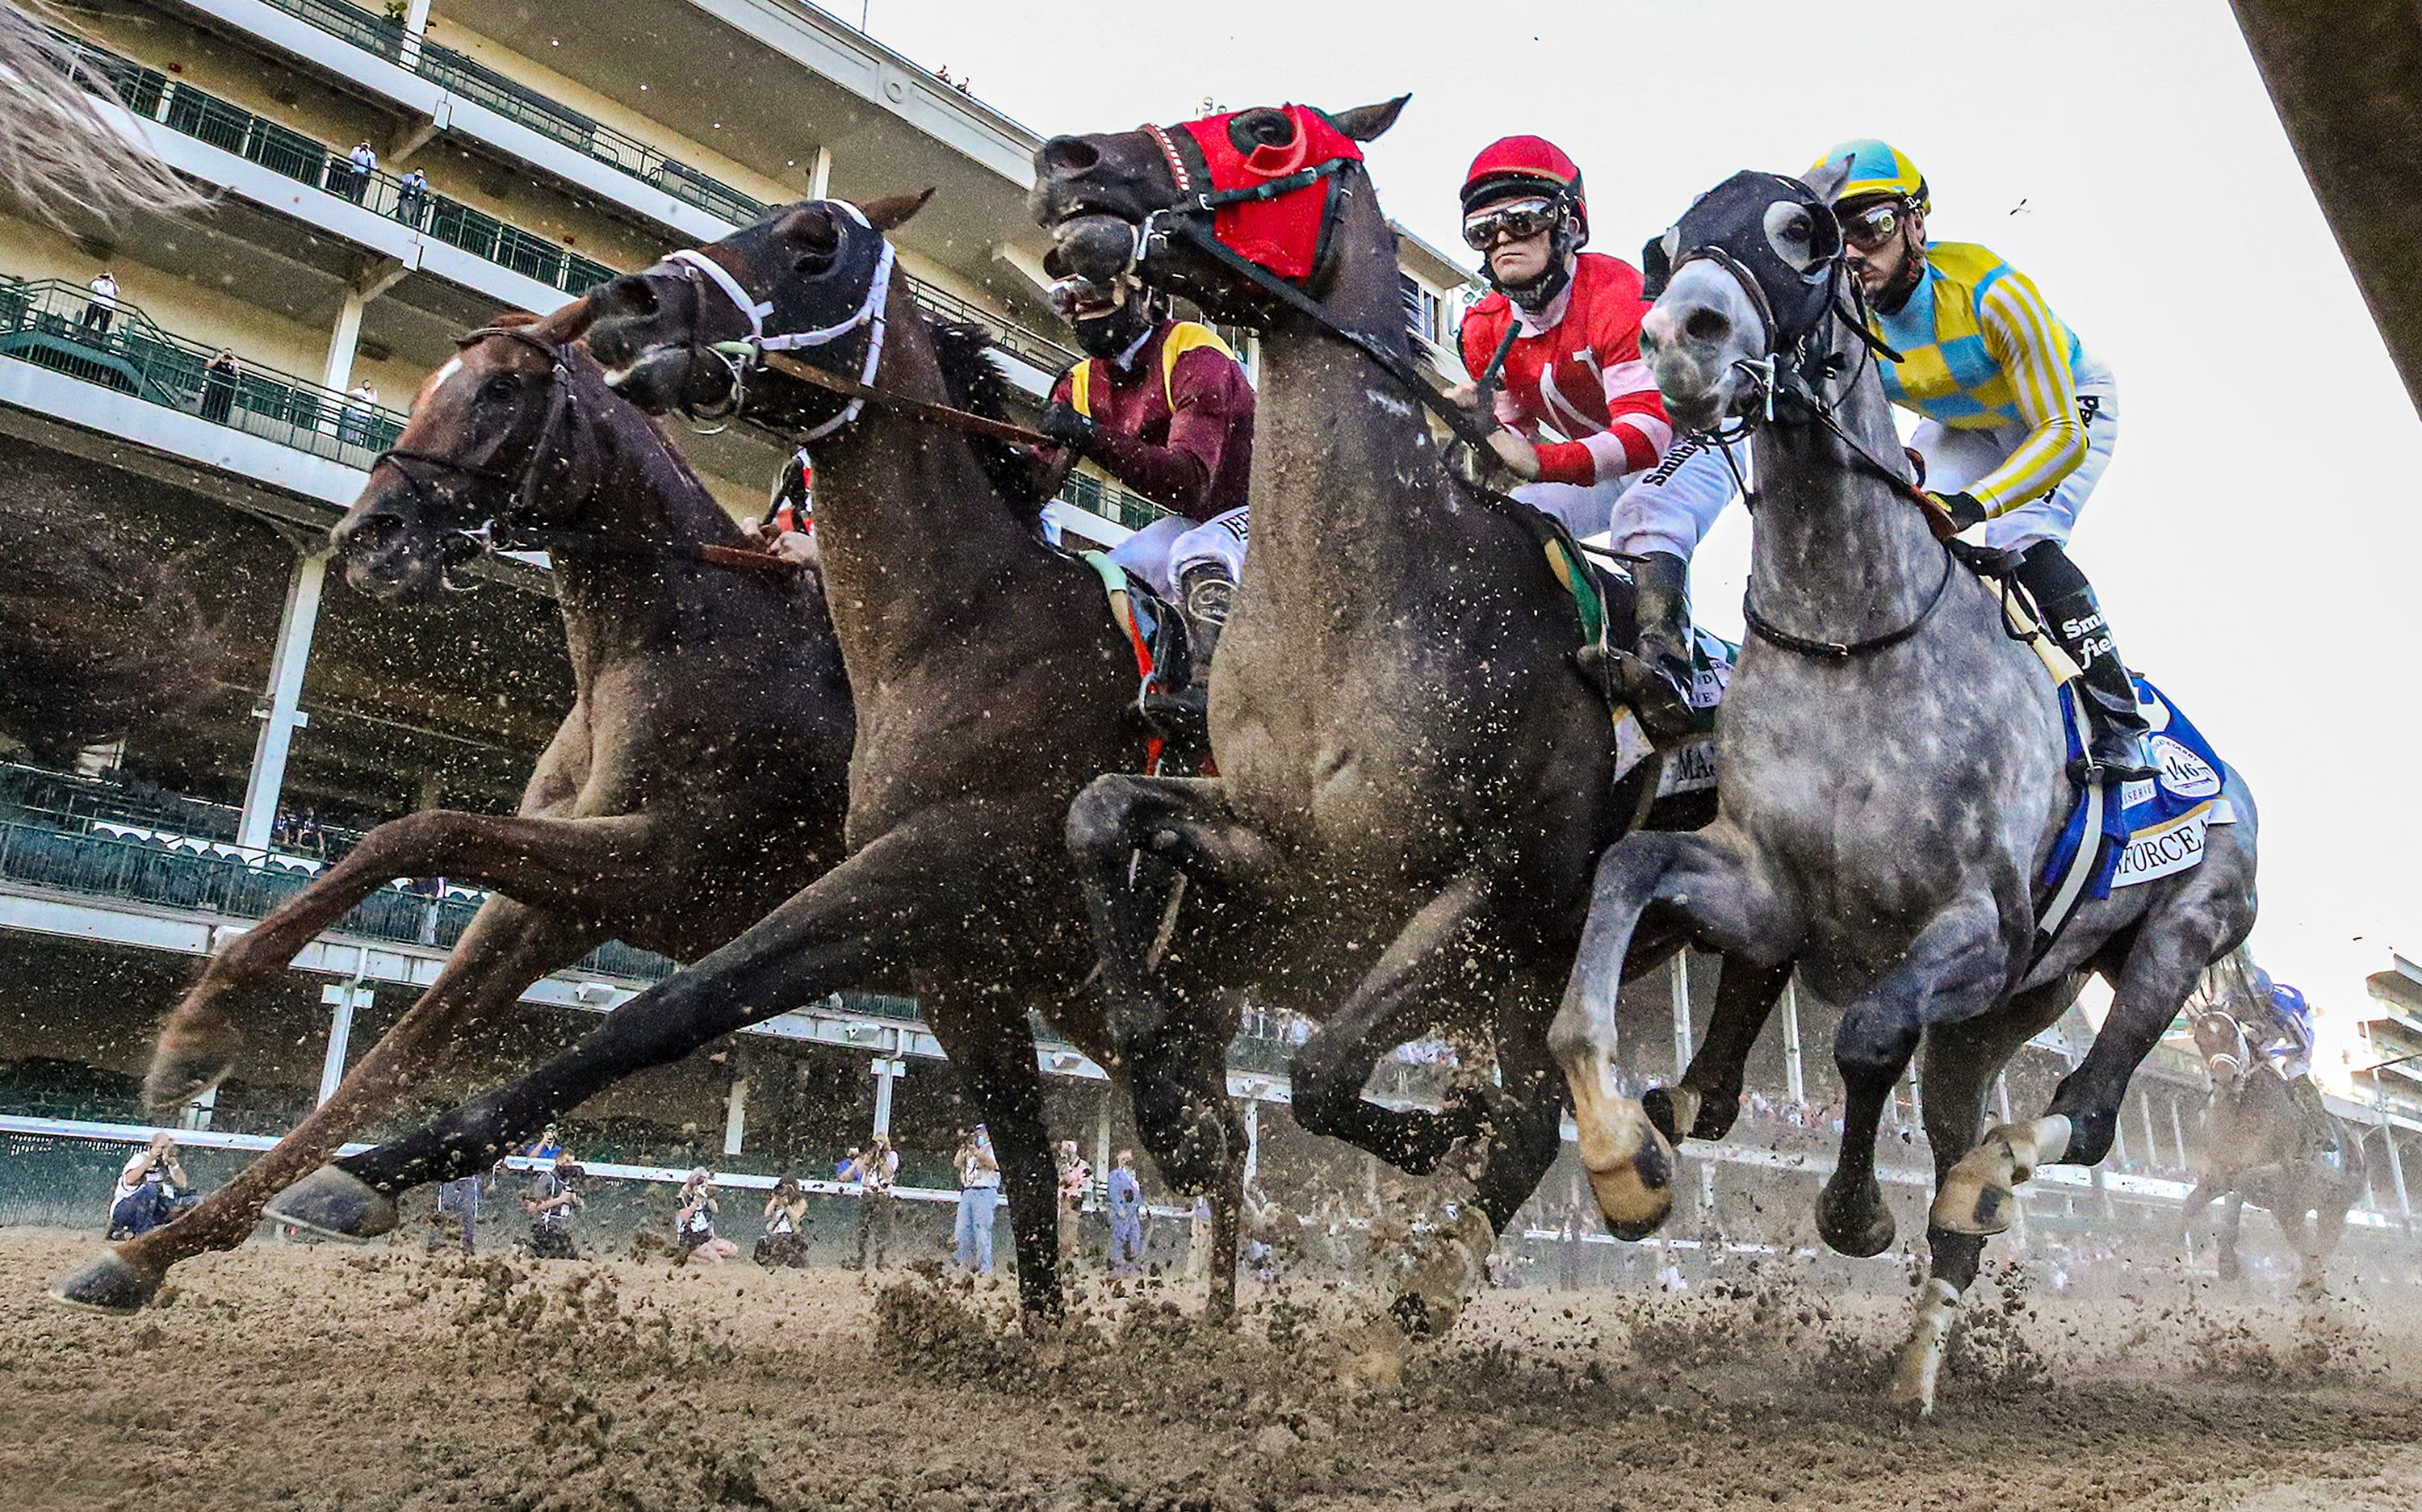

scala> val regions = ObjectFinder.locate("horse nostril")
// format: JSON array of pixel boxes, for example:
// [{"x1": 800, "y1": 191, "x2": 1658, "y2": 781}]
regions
[
  {"x1": 1037, "y1": 135, "x2": 1100, "y2": 178},
  {"x1": 1683, "y1": 308, "x2": 1732, "y2": 343},
  {"x1": 338, "y1": 513, "x2": 404, "y2": 555}
]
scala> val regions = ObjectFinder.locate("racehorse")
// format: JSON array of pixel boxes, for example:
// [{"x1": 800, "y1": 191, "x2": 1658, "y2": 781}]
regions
[
  {"x1": 255, "y1": 195, "x2": 1184, "y2": 1317},
  {"x1": 2181, "y1": 949, "x2": 2367, "y2": 1287},
  {"x1": 1029, "y1": 98, "x2": 1716, "y2": 1328},
  {"x1": 51, "y1": 301, "x2": 857, "y2": 1310},
  {"x1": 1547, "y1": 162, "x2": 2260, "y2": 1410}
]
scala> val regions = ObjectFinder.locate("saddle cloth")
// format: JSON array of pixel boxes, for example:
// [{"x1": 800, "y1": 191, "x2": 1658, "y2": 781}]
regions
[
  {"x1": 2035, "y1": 674, "x2": 2236, "y2": 944},
  {"x1": 1554, "y1": 539, "x2": 1733, "y2": 807}
]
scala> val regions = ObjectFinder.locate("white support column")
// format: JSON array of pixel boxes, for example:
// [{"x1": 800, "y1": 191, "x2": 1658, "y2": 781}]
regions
[
  {"x1": 399, "y1": 0, "x2": 433, "y2": 68},
  {"x1": 316, "y1": 977, "x2": 370, "y2": 1104},
  {"x1": 1782, "y1": 982, "x2": 1805, "y2": 1105},
  {"x1": 1670, "y1": 955, "x2": 1693, "y2": 1074},
  {"x1": 1996, "y1": 1073, "x2": 2015, "y2": 1124},
  {"x1": 2377, "y1": 1097, "x2": 2412, "y2": 1224},
  {"x1": 1095, "y1": 1095, "x2": 1112, "y2": 1192},
  {"x1": 2168, "y1": 1098, "x2": 2189, "y2": 1172},
  {"x1": 321, "y1": 287, "x2": 368, "y2": 396},
  {"x1": 2138, "y1": 1091, "x2": 2160, "y2": 1171},
  {"x1": 237, "y1": 548, "x2": 328, "y2": 852},
  {"x1": 722, "y1": 1074, "x2": 747, "y2": 1157},
  {"x1": 1906, "y1": 1062, "x2": 1924, "y2": 1131},
  {"x1": 1243, "y1": 1098, "x2": 1260, "y2": 1189},
  {"x1": 870, "y1": 1055, "x2": 902, "y2": 1138},
  {"x1": 808, "y1": 145, "x2": 834, "y2": 200}
]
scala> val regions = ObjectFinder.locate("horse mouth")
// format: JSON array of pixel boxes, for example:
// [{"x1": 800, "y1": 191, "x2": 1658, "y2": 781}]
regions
[
  {"x1": 601, "y1": 345, "x2": 723, "y2": 417},
  {"x1": 1042, "y1": 210, "x2": 1145, "y2": 288}
]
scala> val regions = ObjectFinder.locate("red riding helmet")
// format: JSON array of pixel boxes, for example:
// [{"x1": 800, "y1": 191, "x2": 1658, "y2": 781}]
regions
[{"x1": 1461, "y1": 135, "x2": 1589, "y2": 241}]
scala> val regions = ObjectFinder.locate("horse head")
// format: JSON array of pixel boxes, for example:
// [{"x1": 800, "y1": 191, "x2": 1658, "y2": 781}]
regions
[
  {"x1": 333, "y1": 305, "x2": 614, "y2": 599},
  {"x1": 1636, "y1": 157, "x2": 1856, "y2": 434},
  {"x1": 586, "y1": 192, "x2": 931, "y2": 433},
  {"x1": 1028, "y1": 97, "x2": 1408, "y2": 329},
  {"x1": 2186, "y1": 1003, "x2": 2253, "y2": 1089}
]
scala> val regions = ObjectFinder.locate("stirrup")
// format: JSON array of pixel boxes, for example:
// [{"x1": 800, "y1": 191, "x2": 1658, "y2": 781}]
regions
[
  {"x1": 1601, "y1": 648, "x2": 1698, "y2": 742},
  {"x1": 2069, "y1": 731, "x2": 2156, "y2": 787}
]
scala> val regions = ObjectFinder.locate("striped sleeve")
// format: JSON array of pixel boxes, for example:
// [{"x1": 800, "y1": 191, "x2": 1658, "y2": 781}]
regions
[
  {"x1": 1972, "y1": 273, "x2": 2087, "y2": 513},
  {"x1": 1599, "y1": 357, "x2": 1674, "y2": 475}
]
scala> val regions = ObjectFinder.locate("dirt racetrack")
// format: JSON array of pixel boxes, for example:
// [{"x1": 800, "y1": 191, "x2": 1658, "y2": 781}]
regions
[{"x1": 5, "y1": 1225, "x2": 2420, "y2": 1512}]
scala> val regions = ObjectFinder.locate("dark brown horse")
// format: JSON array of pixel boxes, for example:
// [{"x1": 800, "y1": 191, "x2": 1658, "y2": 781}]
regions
[
  {"x1": 2183, "y1": 951, "x2": 2368, "y2": 1287},
  {"x1": 51, "y1": 302, "x2": 856, "y2": 1311},
  {"x1": 1029, "y1": 99, "x2": 1712, "y2": 1327},
  {"x1": 251, "y1": 195, "x2": 1193, "y2": 1316}
]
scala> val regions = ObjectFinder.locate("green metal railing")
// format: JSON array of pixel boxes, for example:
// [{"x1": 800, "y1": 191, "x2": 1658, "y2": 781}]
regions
[
  {"x1": 1055, "y1": 468, "x2": 1171, "y2": 533},
  {"x1": 224, "y1": 1, "x2": 1087, "y2": 375},
  {"x1": 60, "y1": 33, "x2": 618, "y2": 298},
  {"x1": 0, "y1": 275, "x2": 408, "y2": 465}
]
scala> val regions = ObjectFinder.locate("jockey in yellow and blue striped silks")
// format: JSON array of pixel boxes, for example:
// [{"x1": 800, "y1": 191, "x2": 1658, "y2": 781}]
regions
[{"x1": 1822, "y1": 136, "x2": 2148, "y2": 781}]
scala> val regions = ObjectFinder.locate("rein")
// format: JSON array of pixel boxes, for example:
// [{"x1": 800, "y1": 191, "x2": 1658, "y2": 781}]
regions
[{"x1": 373, "y1": 325, "x2": 795, "y2": 578}]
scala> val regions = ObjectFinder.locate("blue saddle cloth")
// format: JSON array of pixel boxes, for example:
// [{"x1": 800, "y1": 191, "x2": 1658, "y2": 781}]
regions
[{"x1": 2039, "y1": 674, "x2": 2236, "y2": 923}]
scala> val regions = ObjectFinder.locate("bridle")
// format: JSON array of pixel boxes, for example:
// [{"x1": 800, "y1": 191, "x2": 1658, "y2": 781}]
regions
[
  {"x1": 640, "y1": 206, "x2": 1054, "y2": 450},
  {"x1": 1647, "y1": 176, "x2": 1967, "y2": 662},
  {"x1": 369, "y1": 325, "x2": 790, "y2": 579}
]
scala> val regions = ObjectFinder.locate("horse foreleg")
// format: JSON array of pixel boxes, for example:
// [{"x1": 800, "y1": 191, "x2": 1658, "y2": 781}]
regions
[
  {"x1": 1823, "y1": 894, "x2": 2008, "y2": 1259},
  {"x1": 1550, "y1": 830, "x2": 1766, "y2": 1241},
  {"x1": 264, "y1": 805, "x2": 984, "y2": 1242},
  {"x1": 2218, "y1": 1194, "x2": 2244, "y2": 1280},
  {"x1": 1645, "y1": 958, "x2": 1794, "y2": 1145},
  {"x1": 51, "y1": 898, "x2": 600, "y2": 1312},
  {"x1": 148, "y1": 810, "x2": 661, "y2": 1108},
  {"x1": 1889, "y1": 985, "x2": 2069, "y2": 1414},
  {"x1": 921, "y1": 986, "x2": 1067, "y2": 1318}
]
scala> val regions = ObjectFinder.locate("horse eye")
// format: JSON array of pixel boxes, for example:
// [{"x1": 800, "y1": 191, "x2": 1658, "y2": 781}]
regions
[
  {"x1": 480, "y1": 374, "x2": 518, "y2": 401},
  {"x1": 1762, "y1": 203, "x2": 1818, "y2": 269}
]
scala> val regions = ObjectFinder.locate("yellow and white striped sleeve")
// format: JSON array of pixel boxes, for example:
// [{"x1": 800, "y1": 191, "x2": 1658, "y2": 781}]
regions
[{"x1": 1972, "y1": 272, "x2": 2087, "y2": 513}]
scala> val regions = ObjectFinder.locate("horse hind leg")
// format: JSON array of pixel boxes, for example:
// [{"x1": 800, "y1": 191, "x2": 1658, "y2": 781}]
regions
[{"x1": 2218, "y1": 1194, "x2": 2244, "y2": 1280}]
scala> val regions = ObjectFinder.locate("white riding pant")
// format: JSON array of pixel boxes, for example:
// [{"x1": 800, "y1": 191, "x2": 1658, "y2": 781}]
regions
[
  {"x1": 1108, "y1": 507, "x2": 1249, "y2": 601},
  {"x1": 1512, "y1": 477, "x2": 1627, "y2": 540},
  {"x1": 1607, "y1": 379, "x2": 2120, "y2": 559}
]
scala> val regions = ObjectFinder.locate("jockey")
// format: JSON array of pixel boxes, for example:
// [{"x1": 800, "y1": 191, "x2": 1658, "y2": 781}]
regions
[
  {"x1": 741, "y1": 446, "x2": 819, "y2": 568},
  {"x1": 2254, "y1": 978, "x2": 2335, "y2": 1133},
  {"x1": 1033, "y1": 278, "x2": 1254, "y2": 710},
  {"x1": 1613, "y1": 140, "x2": 2156, "y2": 782},
  {"x1": 1456, "y1": 136, "x2": 1685, "y2": 540}
]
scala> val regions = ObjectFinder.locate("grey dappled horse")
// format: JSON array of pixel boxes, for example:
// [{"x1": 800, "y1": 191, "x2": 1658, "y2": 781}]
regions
[{"x1": 1549, "y1": 162, "x2": 2259, "y2": 1411}]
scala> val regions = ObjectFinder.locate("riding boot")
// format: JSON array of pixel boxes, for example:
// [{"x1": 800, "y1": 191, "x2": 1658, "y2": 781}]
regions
[
  {"x1": 1137, "y1": 563, "x2": 1233, "y2": 752},
  {"x1": 1608, "y1": 551, "x2": 1699, "y2": 741},
  {"x1": 2013, "y1": 541, "x2": 2155, "y2": 784}
]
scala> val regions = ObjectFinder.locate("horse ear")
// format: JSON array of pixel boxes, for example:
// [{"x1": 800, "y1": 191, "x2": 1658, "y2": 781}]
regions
[
  {"x1": 858, "y1": 188, "x2": 936, "y2": 232},
  {"x1": 1800, "y1": 153, "x2": 1855, "y2": 206},
  {"x1": 1330, "y1": 95, "x2": 1410, "y2": 143}
]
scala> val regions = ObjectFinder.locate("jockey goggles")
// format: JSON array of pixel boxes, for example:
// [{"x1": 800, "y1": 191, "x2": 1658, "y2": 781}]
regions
[
  {"x1": 1460, "y1": 197, "x2": 1560, "y2": 251},
  {"x1": 1835, "y1": 199, "x2": 1907, "y2": 252}
]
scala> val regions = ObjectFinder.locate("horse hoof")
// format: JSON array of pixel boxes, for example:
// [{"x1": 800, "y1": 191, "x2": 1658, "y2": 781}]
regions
[
  {"x1": 1933, "y1": 1145, "x2": 2021, "y2": 1237},
  {"x1": 48, "y1": 1250, "x2": 164, "y2": 1314},
  {"x1": 1641, "y1": 1084, "x2": 1700, "y2": 1145},
  {"x1": 1816, "y1": 1175, "x2": 1896, "y2": 1258},
  {"x1": 264, "y1": 1166, "x2": 397, "y2": 1242}
]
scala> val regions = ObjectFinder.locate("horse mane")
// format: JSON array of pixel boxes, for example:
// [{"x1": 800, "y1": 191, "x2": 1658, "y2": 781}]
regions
[{"x1": 927, "y1": 320, "x2": 1052, "y2": 518}]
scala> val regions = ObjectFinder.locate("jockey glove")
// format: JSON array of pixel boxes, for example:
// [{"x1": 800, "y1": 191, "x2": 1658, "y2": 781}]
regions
[
  {"x1": 1035, "y1": 401, "x2": 1097, "y2": 457},
  {"x1": 1928, "y1": 490, "x2": 1988, "y2": 532}
]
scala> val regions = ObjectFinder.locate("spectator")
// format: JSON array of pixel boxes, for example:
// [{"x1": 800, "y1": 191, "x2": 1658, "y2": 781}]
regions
[
  {"x1": 78, "y1": 269, "x2": 118, "y2": 337},
  {"x1": 199, "y1": 348, "x2": 240, "y2": 424},
  {"x1": 522, "y1": 1147, "x2": 583, "y2": 1259},
  {"x1": 341, "y1": 383, "x2": 378, "y2": 449},
  {"x1": 425, "y1": 1160, "x2": 496, "y2": 1255},
  {"x1": 951, "y1": 1125, "x2": 999, "y2": 1275},
  {"x1": 396, "y1": 167, "x2": 427, "y2": 228},
  {"x1": 526, "y1": 1124, "x2": 563, "y2": 1162},
  {"x1": 107, "y1": 1132, "x2": 195, "y2": 1239},
  {"x1": 341, "y1": 140, "x2": 376, "y2": 202},
  {"x1": 673, "y1": 1169, "x2": 737, "y2": 1264},
  {"x1": 1104, "y1": 1149, "x2": 1143, "y2": 1277},
  {"x1": 1054, "y1": 1138, "x2": 1090, "y2": 1273},
  {"x1": 834, "y1": 1146, "x2": 861, "y2": 1182},
  {"x1": 1241, "y1": 1183, "x2": 1278, "y2": 1284},
  {"x1": 848, "y1": 1134, "x2": 899, "y2": 1271},
  {"x1": 755, "y1": 1174, "x2": 809, "y2": 1267}
]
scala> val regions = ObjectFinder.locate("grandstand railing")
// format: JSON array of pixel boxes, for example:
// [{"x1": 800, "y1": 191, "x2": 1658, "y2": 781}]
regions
[
  {"x1": 57, "y1": 32, "x2": 619, "y2": 298},
  {"x1": 0, "y1": 275, "x2": 409, "y2": 466}
]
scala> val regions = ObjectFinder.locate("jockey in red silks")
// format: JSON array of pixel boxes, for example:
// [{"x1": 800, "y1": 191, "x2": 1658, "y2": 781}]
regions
[
  {"x1": 1456, "y1": 137, "x2": 1726, "y2": 731},
  {"x1": 1031, "y1": 277, "x2": 1255, "y2": 716},
  {"x1": 1457, "y1": 136, "x2": 1676, "y2": 534}
]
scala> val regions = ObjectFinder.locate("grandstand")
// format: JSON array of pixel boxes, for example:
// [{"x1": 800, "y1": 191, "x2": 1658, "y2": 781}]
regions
[{"x1": 0, "y1": 0, "x2": 2414, "y2": 1271}]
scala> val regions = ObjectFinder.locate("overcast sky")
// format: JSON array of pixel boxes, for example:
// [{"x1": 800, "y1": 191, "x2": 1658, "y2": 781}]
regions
[{"x1": 855, "y1": 0, "x2": 2419, "y2": 1073}]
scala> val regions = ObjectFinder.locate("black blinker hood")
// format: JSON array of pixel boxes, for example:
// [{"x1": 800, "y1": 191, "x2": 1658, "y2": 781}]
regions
[{"x1": 1641, "y1": 170, "x2": 1842, "y2": 350}]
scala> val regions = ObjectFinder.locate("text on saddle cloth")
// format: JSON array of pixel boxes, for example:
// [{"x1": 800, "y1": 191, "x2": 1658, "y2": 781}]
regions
[{"x1": 2036, "y1": 675, "x2": 2236, "y2": 942}]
